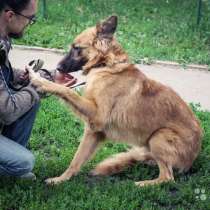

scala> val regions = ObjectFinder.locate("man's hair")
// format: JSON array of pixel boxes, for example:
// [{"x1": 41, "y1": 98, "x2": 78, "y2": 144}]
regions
[{"x1": 0, "y1": 0, "x2": 30, "y2": 13}]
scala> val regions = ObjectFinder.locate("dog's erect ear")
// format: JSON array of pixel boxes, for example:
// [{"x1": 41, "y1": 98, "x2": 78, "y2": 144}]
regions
[{"x1": 96, "y1": 15, "x2": 118, "y2": 39}]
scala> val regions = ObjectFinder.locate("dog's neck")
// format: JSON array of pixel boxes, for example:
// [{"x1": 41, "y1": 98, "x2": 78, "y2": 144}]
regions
[
  {"x1": 87, "y1": 61, "x2": 131, "y2": 76},
  {"x1": 98, "y1": 45, "x2": 130, "y2": 66},
  {"x1": 101, "y1": 50, "x2": 130, "y2": 73},
  {"x1": 93, "y1": 60, "x2": 128, "y2": 68},
  {"x1": 83, "y1": 43, "x2": 130, "y2": 74}
]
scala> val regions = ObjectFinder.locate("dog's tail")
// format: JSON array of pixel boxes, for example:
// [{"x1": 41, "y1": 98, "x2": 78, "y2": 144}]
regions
[{"x1": 90, "y1": 147, "x2": 154, "y2": 176}]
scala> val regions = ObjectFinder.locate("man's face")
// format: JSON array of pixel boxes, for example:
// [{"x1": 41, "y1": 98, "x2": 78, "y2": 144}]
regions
[{"x1": 6, "y1": 0, "x2": 37, "y2": 39}]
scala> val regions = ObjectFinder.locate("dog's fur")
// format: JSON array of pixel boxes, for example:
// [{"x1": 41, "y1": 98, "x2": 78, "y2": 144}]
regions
[{"x1": 29, "y1": 16, "x2": 202, "y2": 187}]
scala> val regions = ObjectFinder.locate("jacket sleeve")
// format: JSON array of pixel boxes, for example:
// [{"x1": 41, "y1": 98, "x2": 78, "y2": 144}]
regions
[{"x1": 0, "y1": 79, "x2": 40, "y2": 125}]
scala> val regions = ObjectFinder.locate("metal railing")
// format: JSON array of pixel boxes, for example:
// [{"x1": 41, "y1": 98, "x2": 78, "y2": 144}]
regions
[
  {"x1": 197, "y1": 0, "x2": 210, "y2": 25},
  {"x1": 41, "y1": 0, "x2": 47, "y2": 19},
  {"x1": 197, "y1": 0, "x2": 202, "y2": 25}
]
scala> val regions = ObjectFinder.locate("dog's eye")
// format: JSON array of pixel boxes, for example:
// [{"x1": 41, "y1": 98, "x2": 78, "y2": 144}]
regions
[
  {"x1": 74, "y1": 46, "x2": 81, "y2": 50},
  {"x1": 72, "y1": 44, "x2": 81, "y2": 50},
  {"x1": 70, "y1": 44, "x2": 82, "y2": 56}
]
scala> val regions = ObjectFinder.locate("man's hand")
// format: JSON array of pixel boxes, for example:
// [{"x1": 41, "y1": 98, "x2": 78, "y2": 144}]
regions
[{"x1": 26, "y1": 61, "x2": 77, "y2": 89}]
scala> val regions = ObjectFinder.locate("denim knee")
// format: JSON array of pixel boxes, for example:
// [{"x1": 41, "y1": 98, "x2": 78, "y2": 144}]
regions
[
  {"x1": 14, "y1": 151, "x2": 35, "y2": 176},
  {"x1": 0, "y1": 150, "x2": 35, "y2": 176},
  {"x1": 18, "y1": 151, "x2": 35, "y2": 175},
  {"x1": 0, "y1": 134, "x2": 36, "y2": 177}
]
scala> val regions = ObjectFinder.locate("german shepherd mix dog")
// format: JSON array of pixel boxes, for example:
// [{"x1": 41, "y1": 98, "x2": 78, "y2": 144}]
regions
[{"x1": 28, "y1": 16, "x2": 202, "y2": 186}]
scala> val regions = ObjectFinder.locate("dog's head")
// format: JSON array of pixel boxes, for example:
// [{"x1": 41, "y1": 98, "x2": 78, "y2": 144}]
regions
[{"x1": 57, "y1": 16, "x2": 128, "y2": 75}]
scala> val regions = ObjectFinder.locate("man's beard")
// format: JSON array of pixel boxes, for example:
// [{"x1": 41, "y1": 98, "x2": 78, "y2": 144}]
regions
[{"x1": 8, "y1": 31, "x2": 23, "y2": 39}]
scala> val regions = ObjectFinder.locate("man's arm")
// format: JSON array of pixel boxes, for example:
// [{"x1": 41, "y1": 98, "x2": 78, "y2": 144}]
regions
[
  {"x1": 0, "y1": 38, "x2": 40, "y2": 125},
  {"x1": 0, "y1": 77, "x2": 40, "y2": 125}
]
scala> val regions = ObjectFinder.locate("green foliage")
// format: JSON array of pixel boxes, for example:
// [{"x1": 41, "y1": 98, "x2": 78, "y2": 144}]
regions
[
  {"x1": 0, "y1": 97, "x2": 209, "y2": 210},
  {"x1": 15, "y1": 0, "x2": 210, "y2": 64}
]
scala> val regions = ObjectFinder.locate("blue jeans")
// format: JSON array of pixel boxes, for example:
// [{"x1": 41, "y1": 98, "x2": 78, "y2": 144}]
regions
[{"x1": 0, "y1": 103, "x2": 39, "y2": 176}]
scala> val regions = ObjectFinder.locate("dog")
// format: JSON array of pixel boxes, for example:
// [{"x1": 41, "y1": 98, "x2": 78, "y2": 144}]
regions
[{"x1": 28, "y1": 16, "x2": 202, "y2": 187}]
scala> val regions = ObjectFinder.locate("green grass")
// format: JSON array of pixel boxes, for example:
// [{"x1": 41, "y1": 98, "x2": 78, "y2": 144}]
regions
[
  {"x1": 0, "y1": 98, "x2": 209, "y2": 210},
  {"x1": 15, "y1": 0, "x2": 210, "y2": 65}
]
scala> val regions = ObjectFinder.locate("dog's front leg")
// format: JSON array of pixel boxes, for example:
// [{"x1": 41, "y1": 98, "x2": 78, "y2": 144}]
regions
[
  {"x1": 28, "y1": 69, "x2": 97, "y2": 120},
  {"x1": 45, "y1": 128, "x2": 104, "y2": 185}
]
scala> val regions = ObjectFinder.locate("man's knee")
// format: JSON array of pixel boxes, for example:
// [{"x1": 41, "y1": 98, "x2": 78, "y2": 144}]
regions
[
  {"x1": 0, "y1": 135, "x2": 35, "y2": 176},
  {"x1": 17, "y1": 151, "x2": 35, "y2": 175},
  {"x1": 0, "y1": 150, "x2": 35, "y2": 176}
]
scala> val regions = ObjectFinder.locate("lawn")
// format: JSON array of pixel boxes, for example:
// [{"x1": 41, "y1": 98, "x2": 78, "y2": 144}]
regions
[
  {"x1": 0, "y1": 99, "x2": 209, "y2": 210},
  {"x1": 15, "y1": 0, "x2": 210, "y2": 65},
  {"x1": 1, "y1": 0, "x2": 210, "y2": 210}
]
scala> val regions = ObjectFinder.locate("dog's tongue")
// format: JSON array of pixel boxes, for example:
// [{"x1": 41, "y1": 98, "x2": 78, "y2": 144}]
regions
[{"x1": 55, "y1": 71, "x2": 74, "y2": 83}]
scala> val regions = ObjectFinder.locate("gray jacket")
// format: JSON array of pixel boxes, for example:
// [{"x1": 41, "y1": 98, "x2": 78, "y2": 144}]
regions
[{"x1": 0, "y1": 38, "x2": 40, "y2": 130}]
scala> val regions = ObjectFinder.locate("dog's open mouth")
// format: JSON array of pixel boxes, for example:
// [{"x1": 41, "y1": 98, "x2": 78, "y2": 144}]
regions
[{"x1": 55, "y1": 71, "x2": 77, "y2": 86}]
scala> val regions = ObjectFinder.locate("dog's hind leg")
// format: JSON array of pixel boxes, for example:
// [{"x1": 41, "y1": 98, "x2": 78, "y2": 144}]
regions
[
  {"x1": 135, "y1": 128, "x2": 179, "y2": 187},
  {"x1": 135, "y1": 160, "x2": 174, "y2": 187},
  {"x1": 45, "y1": 128, "x2": 105, "y2": 185},
  {"x1": 90, "y1": 147, "x2": 154, "y2": 176}
]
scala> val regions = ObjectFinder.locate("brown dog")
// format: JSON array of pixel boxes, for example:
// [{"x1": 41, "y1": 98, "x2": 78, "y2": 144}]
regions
[{"x1": 29, "y1": 16, "x2": 202, "y2": 187}]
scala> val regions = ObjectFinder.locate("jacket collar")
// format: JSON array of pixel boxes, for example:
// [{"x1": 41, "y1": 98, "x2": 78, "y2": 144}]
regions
[{"x1": 0, "y1": 36, "x2": 11, "y2": 68}]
